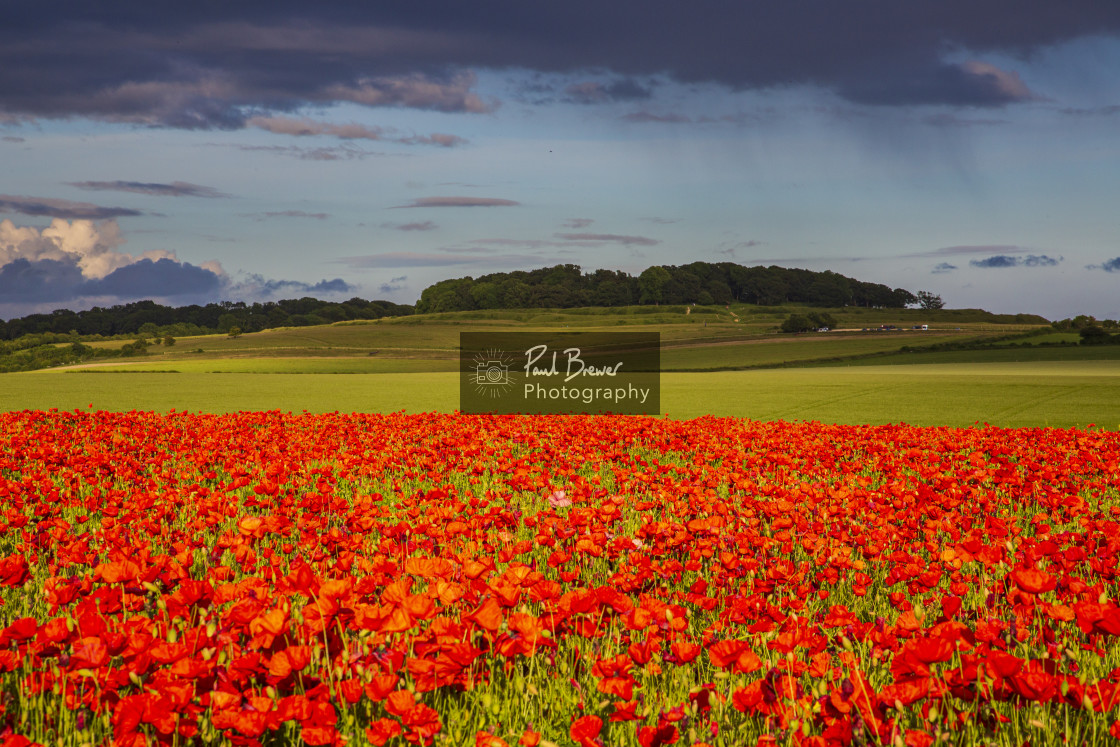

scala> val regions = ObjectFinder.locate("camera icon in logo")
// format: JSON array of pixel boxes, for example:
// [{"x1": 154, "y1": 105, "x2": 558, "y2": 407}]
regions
[{"x1": 475, "y1": 360, "x2": 510, "y2": 387}]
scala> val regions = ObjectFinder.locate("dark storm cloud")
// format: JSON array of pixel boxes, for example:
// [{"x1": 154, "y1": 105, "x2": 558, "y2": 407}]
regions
[
  {"x1": 906, "y1": 244, "x2": 1027, "y2": 258},
  {"x1": 87, "y1": 258, "x2": 224, "y2": 297},
  {"x1": 0, "y1": 258, "x2": 86, "y2": 301},
  {"x1": 1058, "y1": 104, "x2": 1120, "y2": 117},
  {"x1": 971, "y1": 255, "x2": 1018, "y2": 268},
  {"x1": 0, "y1": 239, "x2": 352, "y2": 314},
  {"x1": 381, "y1": 221, "x2": 438, "y2": 231},
  {"x1": 0, "y1": 256, "x2": 221, "y2": 303},
  {"x1": 970, "y1": 254, "x2": 1061, "y2": 268},
  {"x1": 241, "y1": 210, "x2": 330, "y2": 221},
  {"x1": 837, "y1": 60, "x2": 1036, "y2": 106},
  {"x1": 564, "y1": 79, "x2": 652, "y2": 104},
  {"x1": 247, "y1": 115, "x2": 467, "y2": 147},
  {"x1": 1087, "y1": 257, "x2": 1120, "y2": 272},
  {"x1": 226, "y1": 275, "x2": 354, "y2": 296},
  {"x1": 3, "y1": 2, "x2": 1117, "y2": 128},
  {"x1": 379, "y1": 275, "x2": 408, "y2": 293},
  {"x1": 554, "y1": 232, "x2": 660, "y2": 247},
  {"x1": 227, "y1": 143, "x2": 381, "y2": 161},
  {"x1": 66, "y1": 181, "x2": 230, "y2": 198},
  {"x1": 932, "y1": 262, "x2": 958, "y2": 273},
  {"x1": 0, "y1": 195, "x2": 145, "y2": 220},
  {"x1": 393, "y1": 196, "x2": 520, "y2": 208}
]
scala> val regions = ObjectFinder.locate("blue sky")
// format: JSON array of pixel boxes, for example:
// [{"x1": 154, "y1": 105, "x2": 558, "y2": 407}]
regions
[{"x1": 2, "y1": 2, "x2": 1120, "y2": 321}]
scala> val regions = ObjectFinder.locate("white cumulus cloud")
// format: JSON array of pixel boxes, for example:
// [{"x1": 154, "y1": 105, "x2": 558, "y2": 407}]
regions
[{"x1": 0, "y1": 218, "x2": 183, "y2": 279}]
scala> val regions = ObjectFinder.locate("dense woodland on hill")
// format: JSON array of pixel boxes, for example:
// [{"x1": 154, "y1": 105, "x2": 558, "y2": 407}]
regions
[{"x1": 416, "y1": 263, "x2": 917, "y2": 313}]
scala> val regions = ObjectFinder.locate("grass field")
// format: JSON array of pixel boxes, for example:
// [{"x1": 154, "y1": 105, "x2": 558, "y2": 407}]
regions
[
  {"x1": 8, "y1": 309, "x2": 1117, "y2": 427},
  {"x1": 659, "y1": 331, "x2": 990, "y2": 369},
  {"x1": 70, "y1": 303, "x2": 1040, "y2": 363},
  {"x1": 6, "y1": 361, "x2": 1120, "y2": 428},
  {"x1": 60, "y1": 331, "x2": 994, "y2": 373},
  {"x1": 53, "y1": 358, "x2": 459, "y2": 374},
  {"x1": 824, "y1": 343, "x2": 1120, "y2": 367}
]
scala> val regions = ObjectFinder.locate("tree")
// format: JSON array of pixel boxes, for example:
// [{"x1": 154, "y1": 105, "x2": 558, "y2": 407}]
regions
[
  {"x1": 217, "y1": 312, "x2": 243, "y2": 333},
  {"x1": 706, "y1": 280, "x2": 733, "y2": 305},
  {"x1": 808, "y1": 274, "x2": 851, "y2": 307},
  {"x1": 227, "y1": 326, "x2": 242, "y2": 338},
  {"x1": 163, "y1": 335, "x2": 176, "y2": 346},
  {"x1": 120, "y1": 338, "x2": 149, "y2": 356},
  {"x1": 808, "y1": 312, "x2": 836, "y2": 329},
  {"x1": 780, "y1": 314, "x2": 815, "y2": 333},
  {"x1": 1079, "y1": 325, "x2": 1111, "y2": 345},
  {"x1": 663, "y1": 269, "x2": 702, "y2": 304},
  {"x1": 469, "y1": 282, "x2": 500, "y2": 309},
  {"x1": 638, "y1": 267, "x2": 671, "y2": 305},
  {"x1": 916, "y1": 291, "x2": 945, "y2": 310}
]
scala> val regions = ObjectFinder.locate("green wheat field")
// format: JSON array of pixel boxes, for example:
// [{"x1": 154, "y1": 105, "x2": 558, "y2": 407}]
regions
[{"x1": 3, "y1": 306, "x2": 1119, "y2": 428}]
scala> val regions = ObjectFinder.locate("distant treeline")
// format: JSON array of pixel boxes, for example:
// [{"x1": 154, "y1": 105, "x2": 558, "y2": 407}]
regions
[
  {"x1": 417, "y1": 263, "x2": 918, "y2": 313},
  {"x1": 0, "y1": 334, "x2": 154, "y2": 373},
  {"x1": 0, "y1": 297, "x2": 413, "y2": 341}
]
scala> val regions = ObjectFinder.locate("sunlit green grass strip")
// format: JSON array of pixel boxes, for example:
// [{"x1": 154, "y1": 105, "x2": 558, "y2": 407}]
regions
[{"x1": 5, "y1": 364, "x2": 1120, "y2": 428}]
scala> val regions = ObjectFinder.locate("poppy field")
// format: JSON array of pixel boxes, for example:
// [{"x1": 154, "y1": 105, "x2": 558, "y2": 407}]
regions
[{"x1": 2, "y1": 410, "x2": 1120, "y2": 747}]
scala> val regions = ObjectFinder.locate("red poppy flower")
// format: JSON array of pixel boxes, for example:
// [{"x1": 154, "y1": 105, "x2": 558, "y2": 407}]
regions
[
  {"x1": 476, "y1": 733, "x2": 510, "y2": 747},
  {"x1": 1010, "y1": 567, "x2": 1057, "y2": 595},
  {"x1": 638, "y1": 724, "x2": 679, "y2": 747},
  {"x1": 570, "y1": 715, "x2": 602, "y2": 747},
  {"x1": 367, "y1": 719, "x2": 403, "y2": 746},
  {"x1": 402, "y1": 703, "x2": 442, "y2": 745},
  {"x1": 0, "y1": 555, "x2": 31, "y2": 587},
  {"x1": 708, "y1": 639, "x2": 762, "y2": 673}
]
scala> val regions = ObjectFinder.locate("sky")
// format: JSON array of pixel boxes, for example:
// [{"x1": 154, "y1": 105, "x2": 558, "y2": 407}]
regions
[{"x1": 2, "y1": 2, "x2": 1120, "y2": 321}]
